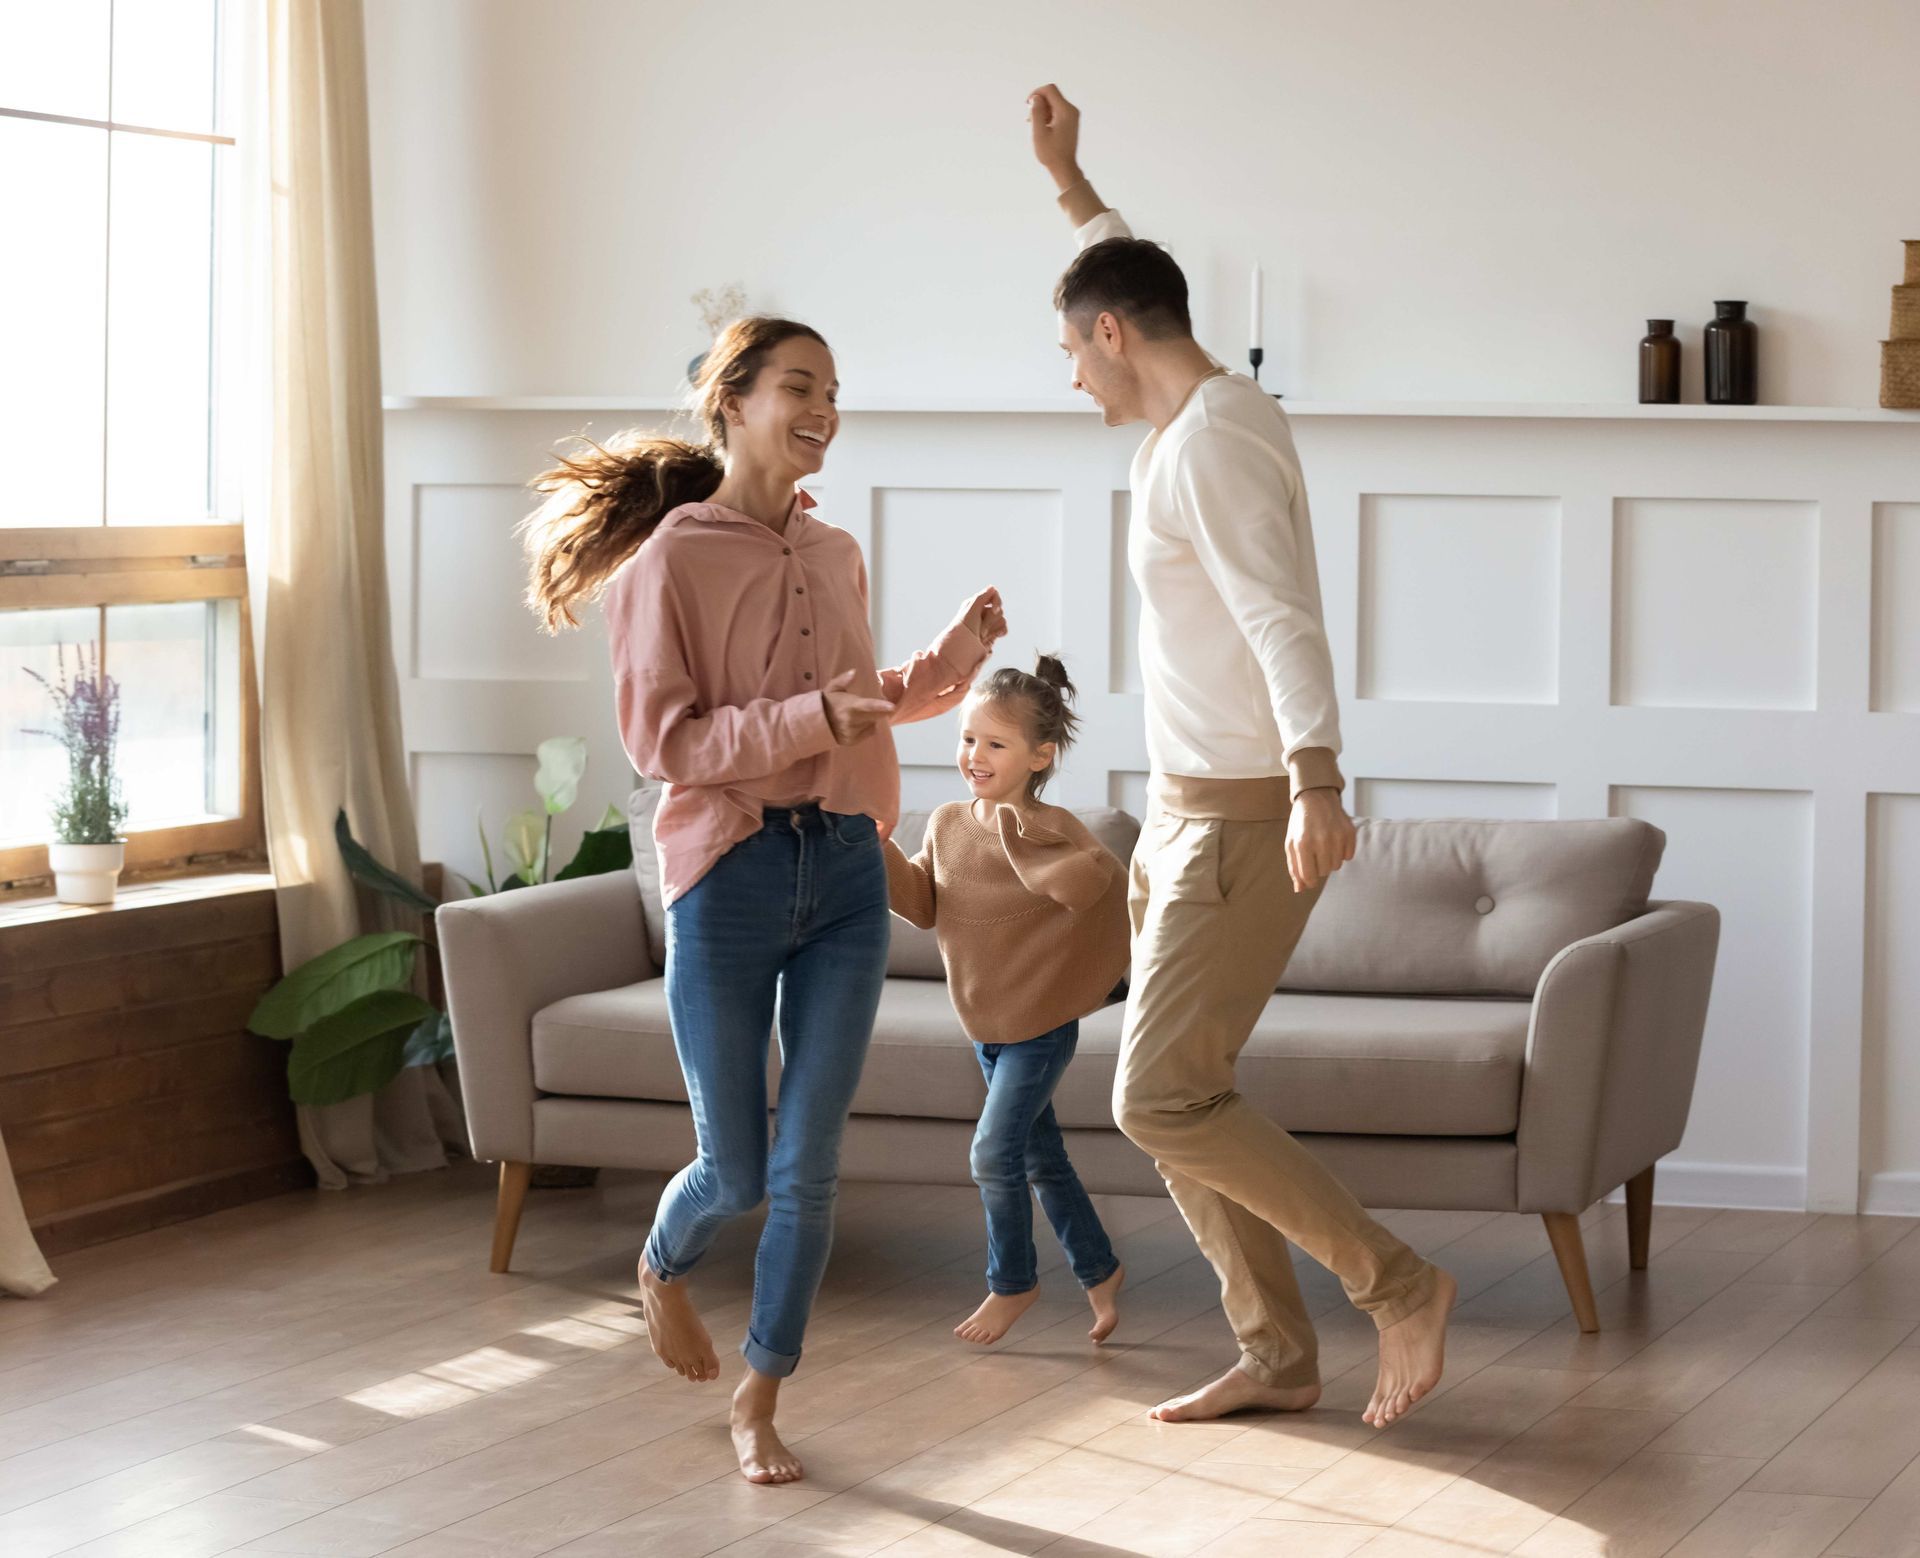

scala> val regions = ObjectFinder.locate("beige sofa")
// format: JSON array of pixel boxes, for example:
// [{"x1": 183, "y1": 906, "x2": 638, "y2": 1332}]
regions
[{"x1": 438, "y1": 800, "x2": 1719, "y2": 1332}]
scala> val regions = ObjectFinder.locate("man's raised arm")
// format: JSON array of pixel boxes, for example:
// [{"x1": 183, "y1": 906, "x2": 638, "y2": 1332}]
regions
[{"x1": 1027, "y1": 84, "x2": 1128, "y2": 242}]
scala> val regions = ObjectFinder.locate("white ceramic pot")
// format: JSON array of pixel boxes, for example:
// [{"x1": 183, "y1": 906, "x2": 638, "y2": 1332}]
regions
[{"x1": 48, "y1": 841, "x2": 127, "y2": 905}]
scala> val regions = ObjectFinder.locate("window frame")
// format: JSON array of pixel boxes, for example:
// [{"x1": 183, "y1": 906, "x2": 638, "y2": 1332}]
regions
[
  {"x1": 1, "y1": 7, "x2": 261, "y2": 889},
  {"x1": 0, "y1": 527, "x2": 263, "y2": 886}
]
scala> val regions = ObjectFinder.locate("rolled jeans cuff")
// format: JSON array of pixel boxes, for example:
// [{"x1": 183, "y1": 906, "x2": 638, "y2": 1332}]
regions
[{"x1": 742, "y1": 1331, "x2": 801, "y2": 1379}]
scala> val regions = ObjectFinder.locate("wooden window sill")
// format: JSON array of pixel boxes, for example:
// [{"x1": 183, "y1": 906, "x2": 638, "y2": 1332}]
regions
[{"x1": 0, "y1": 868, "x2": 275, "y2": 931}]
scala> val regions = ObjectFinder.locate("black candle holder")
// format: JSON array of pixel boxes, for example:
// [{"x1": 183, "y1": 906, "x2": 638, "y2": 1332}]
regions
[{"x1": 1248, "y1": 347, "x2": 1282, "y2": 398}]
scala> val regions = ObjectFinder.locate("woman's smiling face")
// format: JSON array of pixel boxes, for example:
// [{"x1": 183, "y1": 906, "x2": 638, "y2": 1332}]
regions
[{"x1": 721, "y1": 334, "x2": 839, "y2": 478}]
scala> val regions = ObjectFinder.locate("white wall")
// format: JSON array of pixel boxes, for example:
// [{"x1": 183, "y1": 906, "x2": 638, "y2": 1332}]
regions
[
  {"x1": 364, "y1": 0, "x2": 1919, "y2": 407},
  {"x1": 365, "y1": 2, "x2": 1920, "y2": 1217}
]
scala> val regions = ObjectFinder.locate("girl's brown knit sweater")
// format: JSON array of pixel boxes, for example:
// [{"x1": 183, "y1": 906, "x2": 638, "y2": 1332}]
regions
[{"x1": 883, "y1": 799, "x2": 1131, "y2": 1046}]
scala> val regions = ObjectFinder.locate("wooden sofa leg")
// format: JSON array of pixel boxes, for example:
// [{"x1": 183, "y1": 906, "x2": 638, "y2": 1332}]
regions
[
  {"x1": 1543, "y1": 1213, "x2": 1601, "y2": 1333},
  {"x1": 490, "y1": 1161, "x2": 532, "y2": 1274},
  {"x1": 1625, "y1": 1166, "x2": 1655, "y2": 1271}
]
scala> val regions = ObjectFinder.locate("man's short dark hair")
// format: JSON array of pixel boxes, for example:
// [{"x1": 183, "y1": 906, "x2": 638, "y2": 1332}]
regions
[{"x1": 1053, "y1": 236, "x2": 1192, "y2": 341}]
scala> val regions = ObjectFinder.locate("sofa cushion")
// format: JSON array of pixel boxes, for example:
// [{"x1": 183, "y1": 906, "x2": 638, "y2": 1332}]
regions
[
  {"x1": 532, "y1": 977, "x2": 1526, "y2": 1138},
  {"x1": 1281, "y1": 817, "x2": 1664, "y2": 998},
  {"x1": 884, "y1": 805, "x2": 1143, "y2": 980},
  {"x1": 625, "y1": 784, "x2": 669, "y2": 970}
]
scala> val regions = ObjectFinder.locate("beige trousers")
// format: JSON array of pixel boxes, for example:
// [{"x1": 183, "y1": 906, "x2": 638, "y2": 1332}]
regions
[{"x1": 1116, "y1": 793, "x2": 1439, "y2": 1388}]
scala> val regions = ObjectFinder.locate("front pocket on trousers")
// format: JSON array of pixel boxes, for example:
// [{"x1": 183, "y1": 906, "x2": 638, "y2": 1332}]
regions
[{"x1": 1148, "y1": 815, "x2": 1226, "y2": 906}]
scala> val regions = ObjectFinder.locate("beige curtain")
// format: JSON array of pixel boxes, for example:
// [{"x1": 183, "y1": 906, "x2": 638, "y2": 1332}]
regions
[
  {"x1": 0, "y1": 1124, "x2": 55, "y2": 1298},
  {"x1": 261, "y1": 0, "x2": 464, "y2": 1188}
]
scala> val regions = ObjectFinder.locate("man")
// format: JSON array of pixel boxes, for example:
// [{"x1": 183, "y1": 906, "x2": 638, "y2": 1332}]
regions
[{"x1": 1027, "y1": 84, "x2": 1454, "y2": 1429}]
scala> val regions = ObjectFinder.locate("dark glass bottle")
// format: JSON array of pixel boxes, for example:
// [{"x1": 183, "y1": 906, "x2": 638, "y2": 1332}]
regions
[
  {"x1": 1639, "y1": 320, "x2": 1680, "y2": 403},
  {"x1": 1703, "y1": 301, "x2": 1757, "y2": 405}
]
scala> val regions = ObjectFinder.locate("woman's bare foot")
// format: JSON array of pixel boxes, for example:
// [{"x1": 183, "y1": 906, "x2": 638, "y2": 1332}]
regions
[
  {"x1": 954, "y1": 1285, "x2": 1042, "y2": 1345},
  {"x1": 639, "y1": 1260, "x2": 720, "y2": 1382},
  {"x1": 1086, "y1": 1265, "x2": 1125, "y2": 1344},
  {"x1": 1363, "y1": 1266, "x2": 1457, "y2": 1427},
  {"x1": 1150, "y1": 1365, "x2": 1321, "y2": 1422},
  {"x1": 732, "y1": 1369, "x2": 803, "y2": 1484}
]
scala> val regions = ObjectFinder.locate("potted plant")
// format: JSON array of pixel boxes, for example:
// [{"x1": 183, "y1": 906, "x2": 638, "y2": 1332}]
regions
[
  {"x1": 25, "y1": 644, "x2": 129, "y2": 905},
  {"x1": 247, "y1": 736, "x2": 633, "y2": 1110}
]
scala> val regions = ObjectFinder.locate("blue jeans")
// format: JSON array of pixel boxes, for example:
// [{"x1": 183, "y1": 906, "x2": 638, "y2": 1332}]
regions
[
  {"x1": 644, "y1": 804, "x2": 891, "y2": 1378},
  {"x1": 972, "y1": 1020, "x2": 1120, "y2": 1296}
]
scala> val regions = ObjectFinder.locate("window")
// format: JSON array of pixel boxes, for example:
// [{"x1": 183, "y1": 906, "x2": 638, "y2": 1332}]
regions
[{"x1": 0, "y1": 2, "x2": 259, "y2": 884}]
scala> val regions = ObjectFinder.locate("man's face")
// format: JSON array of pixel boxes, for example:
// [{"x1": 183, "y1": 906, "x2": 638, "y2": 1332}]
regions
[{"x1": 1059, "y1": 311, "x2": 1141, "y2": 427}]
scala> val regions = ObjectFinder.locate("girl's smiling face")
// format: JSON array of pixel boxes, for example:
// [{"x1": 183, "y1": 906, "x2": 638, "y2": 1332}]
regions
[{"x1": 956, "y1": 696, "x2": 1055, "y2": 806}]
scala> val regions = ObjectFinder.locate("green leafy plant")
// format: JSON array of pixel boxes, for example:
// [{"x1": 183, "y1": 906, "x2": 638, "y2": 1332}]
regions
[
  {"x1": 247, "y1": 737, "x2": 634, "y2": 1107},
  {"x1": 23, "y1": 643, "x2": 128, "y2": 845}
]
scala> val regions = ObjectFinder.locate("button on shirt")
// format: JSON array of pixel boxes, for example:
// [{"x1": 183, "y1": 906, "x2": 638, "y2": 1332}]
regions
[{"x1": 606, "y1": 494, "x2": 989, "y2": 904}]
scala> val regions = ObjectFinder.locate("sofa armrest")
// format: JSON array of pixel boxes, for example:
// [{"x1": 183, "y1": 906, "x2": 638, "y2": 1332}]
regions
[
  {"x1": 436, "y1": 871, "x2": 653, "y2": 1163},
  {"x1": 1515, "y1": 900, "x2": 1720, "y2": 1212}
]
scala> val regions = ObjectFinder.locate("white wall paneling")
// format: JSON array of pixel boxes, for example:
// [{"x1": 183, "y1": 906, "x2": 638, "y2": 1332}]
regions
[
  {"x1": 1864, "y1": 796, "x2": 1920, "y2": 1213},
  {"x1": 1356, "y1": 494, "x2": 1560, "y2": 704},
  {"x1": 1872, "y1": 504, "x2": 1920, "y2": 713},
  {"x1": 1355, "y1": 779, "x2": 1557, "y2": 821},
  {"x1": 1613, "y1": 498, "x2": 1819, "y2": 711},
  {"x1": 386, "y1": 401, "x2": 1920, "y2": 1214}
]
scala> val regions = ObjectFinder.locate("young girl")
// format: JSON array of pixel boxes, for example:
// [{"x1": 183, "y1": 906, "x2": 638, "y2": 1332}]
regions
[
  {"x1": 522, "y1": 316, "x2": 1006, "y2": 1485},
  {"x1": 885, "y1": 657, "x2": 1131, "y2": 1347}
]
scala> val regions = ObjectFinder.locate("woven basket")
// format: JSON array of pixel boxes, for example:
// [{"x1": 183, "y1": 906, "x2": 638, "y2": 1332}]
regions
[
  {"x1": 1907, "y1": 239, "x2": 1920, "y2": 285},
  {"x1": 1896, "y1": 284, "x2": 1920, "y2": 340},
  {"x1": 1883, "y1": 338, "x2": 1920, "y2": 410}
]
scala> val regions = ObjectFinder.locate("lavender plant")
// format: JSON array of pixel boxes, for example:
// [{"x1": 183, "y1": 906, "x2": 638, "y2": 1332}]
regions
[{"x1": 24, "y1": 644, "x2": 128, "y2": 845}]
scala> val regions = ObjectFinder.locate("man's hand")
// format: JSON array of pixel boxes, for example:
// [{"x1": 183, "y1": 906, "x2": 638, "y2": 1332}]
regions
[
  {"x1": 822, "y1": 671, "x2": 892, "y2": 747},
  {"x1": 959, "y1": 587, "x2": 1008, "y2": 653},
  {"x1": 1286, "y1": 788, "x2": 1356, "y2": 894},
  {"x1": 1027, "y1": 83, "x2": 1082, "y2": 191}
]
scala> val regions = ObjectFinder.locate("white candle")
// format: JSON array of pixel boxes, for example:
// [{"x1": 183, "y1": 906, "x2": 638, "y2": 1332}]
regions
[{"x1": 1250, "y1": 262, "x2": 1263, "y2": 351}]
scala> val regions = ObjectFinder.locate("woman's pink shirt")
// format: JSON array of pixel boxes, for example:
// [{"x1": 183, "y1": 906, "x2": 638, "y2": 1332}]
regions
[{"x1": 605, "y1": 494, "x2": 988, "y2": 904}]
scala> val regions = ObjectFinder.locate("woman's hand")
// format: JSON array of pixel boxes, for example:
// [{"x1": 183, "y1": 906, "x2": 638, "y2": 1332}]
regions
[
  {"x1": 960, "y1": 587, "x2": 1008, "y2": 652},
  {"x1": 822, "y1": 671, "x2": 893, "y2": 747}
]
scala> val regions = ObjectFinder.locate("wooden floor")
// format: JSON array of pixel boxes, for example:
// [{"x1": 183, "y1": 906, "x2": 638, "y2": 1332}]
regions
[{"x1": 2, "y1": 1164, "x2": 1917, "y2": 1557}]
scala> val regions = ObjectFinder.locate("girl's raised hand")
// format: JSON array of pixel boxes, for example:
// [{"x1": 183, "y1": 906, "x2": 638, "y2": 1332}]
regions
[{"x1": 961, "y1": 587, "x2": 1008, "y2": 651}]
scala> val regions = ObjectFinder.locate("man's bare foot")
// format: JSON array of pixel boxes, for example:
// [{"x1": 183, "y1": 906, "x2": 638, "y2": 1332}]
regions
[
  {"x1": 1086, "y1": 1265, "x2": 1125, "y2": 1344},
  {"x1": 954, "y1": 1285, "x2": 1042, "y2": 1345},
  {"x1": 731, "y1": 1408, "x2": 804, "y2": 1484},
  {"x1": 639, "y1": 1260, "x2": 719, "y2": 1382},
  {"x1": 1149, "y1": 1365, "x2": 1321, "y2": 1422},
  {"x1": 1364, "y1": 1266, "x2": 1457, "y2": 1427}
]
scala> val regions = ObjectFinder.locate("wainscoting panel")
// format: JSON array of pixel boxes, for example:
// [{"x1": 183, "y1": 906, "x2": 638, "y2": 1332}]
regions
[
  {"x1": 1355, "y1": 778, "x2": 1558, "y2": 820},
  {"x1": 1612, "y1": 785, "x2": 1814, "y2": 1205},
  {"x1": 1871, "y1": 503, "x2": 1920, "y2": 713},
  {"x1": 414, "y1": 483, "x2": 592, "y2": 683},
  {"x1": 1357, "y1": 493, "x2": 1560, "y2": 704},
  {"x1": 1612, "y1": 497, "x2": 1820, "y2": 711},
  {"x1": 1865, "y1": 794, "x2": 1920, "y2": 1205}
]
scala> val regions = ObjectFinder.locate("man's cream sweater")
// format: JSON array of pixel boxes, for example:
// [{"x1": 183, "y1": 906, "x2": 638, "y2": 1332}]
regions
[{"x1": 1078, "y1": 208, "x2": 1345, "y2": 801}]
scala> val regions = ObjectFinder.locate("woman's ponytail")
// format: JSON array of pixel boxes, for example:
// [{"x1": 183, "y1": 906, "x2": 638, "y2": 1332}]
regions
[{"x1": 521, "y1": 433, "x2": 722, "y2": 632}]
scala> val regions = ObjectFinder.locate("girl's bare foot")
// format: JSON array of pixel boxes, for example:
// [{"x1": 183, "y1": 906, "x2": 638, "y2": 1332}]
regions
[
  {"x1": 1150, "y1": 1365, "x2": 1321, "y2": 1422},
  {"x1": 732, "y1": 1368, "x2": 802, "y2": 1484},
  {"x1": 954, "y1": 1285, "x2": 1042, "y2": 1344},
  {"x1": 639, "y1": 1260, "x2": 720, "y2": 1382},
  {"x1": 1363, "y1": 1266, "x2": 1457, "y2": 1427},
  {"x1": 1086, "y1": 1264, "x2": 1125, "y2": 1343}
]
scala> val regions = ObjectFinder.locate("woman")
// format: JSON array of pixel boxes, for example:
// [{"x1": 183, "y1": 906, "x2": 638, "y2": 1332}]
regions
[{"x1": 523, "y1": 317, "x2": 1005, "y2": 1484}]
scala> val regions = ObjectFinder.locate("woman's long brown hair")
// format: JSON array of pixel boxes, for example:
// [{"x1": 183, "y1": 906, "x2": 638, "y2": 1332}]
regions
[{"x1": 521, "y1": 316, "x2": 828, "y2": 631}]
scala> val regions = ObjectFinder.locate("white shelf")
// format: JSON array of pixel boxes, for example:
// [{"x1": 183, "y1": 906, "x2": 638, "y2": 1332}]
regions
[{"x1": 382, "y1": 393, "x2": 1920, "y2": 422}]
